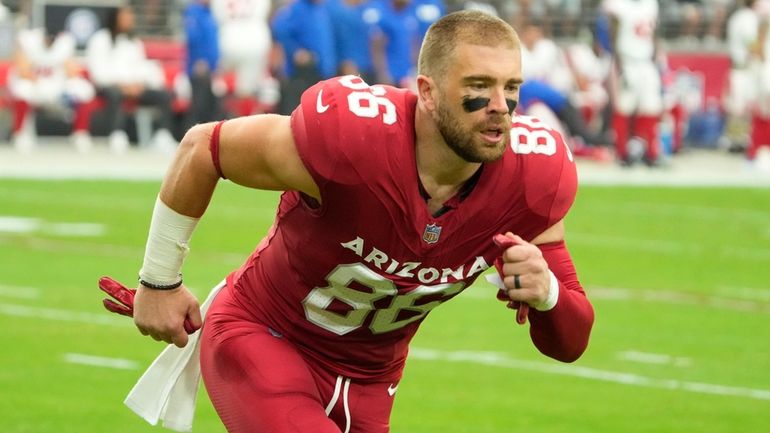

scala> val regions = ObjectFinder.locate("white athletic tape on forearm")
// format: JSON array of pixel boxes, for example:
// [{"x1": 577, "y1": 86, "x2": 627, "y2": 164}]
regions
[
  {"x1": 532, "y1": 270, "x2": 559, "y2": 312},
  {"x1": 138, "y1": 197, "x2": 199, "y2": 287}
]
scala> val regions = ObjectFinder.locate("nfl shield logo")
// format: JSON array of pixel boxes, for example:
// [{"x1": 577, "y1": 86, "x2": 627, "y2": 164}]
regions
[{"x1": 422, "y1": 223, "x2": 442, "y2": 244}]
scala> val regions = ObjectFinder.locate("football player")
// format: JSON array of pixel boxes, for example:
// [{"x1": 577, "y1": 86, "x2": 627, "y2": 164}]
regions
[
  {"x1": 604, "y1": 0, "x2": 663, "y2": 166},
  {"x1": 103, "y1": 10, "x2": 594, "y2": 433}
]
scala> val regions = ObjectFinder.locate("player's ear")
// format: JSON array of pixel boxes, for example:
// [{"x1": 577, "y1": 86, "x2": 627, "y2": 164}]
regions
[{"x1": 416, "y1": 75, "x2": 437, "y2": 111}]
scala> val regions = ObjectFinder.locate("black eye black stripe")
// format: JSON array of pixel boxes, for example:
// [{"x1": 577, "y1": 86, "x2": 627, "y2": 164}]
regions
[
  {"x1": 462, "y1": 96, "x2": 517, "y2": 115},
  {"x1": 505, "y1": 99, "x2": 517, "y2": 114},
  {"x1": 462, "y1": 96, "x2": 489, "y2": 112}
]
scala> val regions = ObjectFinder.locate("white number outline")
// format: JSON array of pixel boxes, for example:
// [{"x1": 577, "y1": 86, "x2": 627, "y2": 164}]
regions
[
  {"x1": 303, "y1": 263, "x2": 466, "y2": 335},
  {"x1": 338, "y1": 75, "x2": 397, "y2": 125},
  {"x1": 510, "y1": 115, "x2": 573, "y2": 161}
]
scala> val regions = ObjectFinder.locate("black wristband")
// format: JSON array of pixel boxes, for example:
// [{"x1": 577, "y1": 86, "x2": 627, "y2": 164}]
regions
[{"x1": 138, "y1": 276, "x2": 183, "y2": 290}]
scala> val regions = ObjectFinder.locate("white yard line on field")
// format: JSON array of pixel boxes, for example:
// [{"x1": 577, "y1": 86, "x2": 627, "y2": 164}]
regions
[
  {"x1": 0, "y1": 216, "x2": 40, "y2": 233},
  {"x1": 567, "y1": 232, "x2": 696, "y2": 254},
  {"x1": 63, "y1": 353, "x2": 139, "y2": 370},
  {"x1": 715, "y1": 286, "x2": 770, "y2": 302},
  {"x1": 46, "y1": 222, "x2": 106, "y2": 237},
  {"x1": 0, "y1": 234, "x2": 141, "y2": 258},
  {"x1": 568, "y1": 232, "x2": 770, "y2": 262},
  {"x1": 409, "y1": 347, "x2": 770, "y2": 401},
  {"x1": 0, "y1": 302, "x2": 128, "y2": 326},
  {"x1": 0, "y1": 234, "x2": 245, "y2": 263},
  {"x1": 3, "y1": 299, "x2": 768, "y2": 401},
  {"x1": 0, "y1": 215, "x2": 105, "y2": 237},
  {"x1": 580, "y1": 201, "x2": 770, "y2": 223},
  {"x1": 0, "y1": 285, "x2": 41, "y2": 299},
  {"x1": 616, "y1": 350, "x2": 692, "y2": 367},
  {"x1": 588, "y1": 286, "x2": 770, "y2": 314}
]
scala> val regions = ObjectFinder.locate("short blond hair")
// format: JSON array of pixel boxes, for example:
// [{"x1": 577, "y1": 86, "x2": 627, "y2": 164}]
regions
[{"x1": 418, "y1": 10, "x2": 520, "y2": 79}]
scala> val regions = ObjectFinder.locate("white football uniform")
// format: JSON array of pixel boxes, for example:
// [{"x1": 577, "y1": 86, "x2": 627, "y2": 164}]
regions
[
  {"x1": 9, "y1": 28, "x2": 95, "y2": 106},
  {"x1": 758, "y1": 0, "x2": 770, "y2": 115},
  {"x1": 603, "y1": 0, "x2": 661, "y2": 115},
  {"x1": 520, "y1": 37, "x2": 572, "y2": 93},
  {"x1": 211, "y1": 0, "x2": 272, "y2": 96},
  {"x1": 725, "y1": 4, "x2": 761, "y2": 117},
  {"x1": 564, "y1": 43, "x2": 610, "y2": 116}
]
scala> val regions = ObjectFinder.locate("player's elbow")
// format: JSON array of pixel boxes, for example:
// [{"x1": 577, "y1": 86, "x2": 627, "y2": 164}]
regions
[
  {"x1": 176, "y1": 123, "x2": 220, "y2": 179},
  {"x1": 561, "y1": 308, "x2": 595, "y2": 363},
  {"x1": 540, "y1": 330, "x2": 592, "y2": 363},
  {"x1": 178, "y1": 123, "x2": 209, "y2": 154},
  {"x1": 532, "y1": 304, "x2": 595, "y2": 363},
  {"x1": 551, "y1": 339, "x2": 590, "y2": 363}
]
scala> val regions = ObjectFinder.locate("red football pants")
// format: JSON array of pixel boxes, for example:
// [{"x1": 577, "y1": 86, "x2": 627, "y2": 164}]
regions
[
  {"x1": 200, "y1": 284, "x2": 396, "y2": 433},
  {"x1": 748, "y1": 114, "x2": 770, "y2": 160}
]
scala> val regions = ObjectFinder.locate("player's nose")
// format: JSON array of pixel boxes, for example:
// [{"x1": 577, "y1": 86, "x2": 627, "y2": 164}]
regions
[{"x1": 487, "y1": 87, "x2": 509, "y2": 114}]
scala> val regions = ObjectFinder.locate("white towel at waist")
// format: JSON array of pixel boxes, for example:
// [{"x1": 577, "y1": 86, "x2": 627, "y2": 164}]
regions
[{"x1": 124, "y1": 280, "x2": 226, "y2": 432}]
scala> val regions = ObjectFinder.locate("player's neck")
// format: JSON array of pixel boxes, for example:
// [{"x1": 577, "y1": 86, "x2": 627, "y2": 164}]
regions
[{"x1": 414, "y1": 109, "x2": 481, "y2": 202}]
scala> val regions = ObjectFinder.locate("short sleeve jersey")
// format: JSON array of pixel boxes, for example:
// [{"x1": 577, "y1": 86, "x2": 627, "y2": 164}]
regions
[{"x1": 232, "y1": 76, "x2": 577, "y2": 382}]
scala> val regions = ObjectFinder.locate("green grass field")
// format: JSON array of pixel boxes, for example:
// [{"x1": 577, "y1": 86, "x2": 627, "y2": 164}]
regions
[{"x1": 1, "y1": 179, "x2": 768, "y2": 433}]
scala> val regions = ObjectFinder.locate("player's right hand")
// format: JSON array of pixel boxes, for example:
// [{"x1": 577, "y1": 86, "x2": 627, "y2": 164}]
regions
[
  {"x1": 133, "y1": 282, "x2": 202, "y2": 348},
  {"x1": 99, "y1": 276, "x2": 201, "y2": 347}
]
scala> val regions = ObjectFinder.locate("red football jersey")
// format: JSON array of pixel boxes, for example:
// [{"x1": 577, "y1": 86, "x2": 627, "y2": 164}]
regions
[{"x1": 230, "y1": 76, "x2": 577, "y2": 382}]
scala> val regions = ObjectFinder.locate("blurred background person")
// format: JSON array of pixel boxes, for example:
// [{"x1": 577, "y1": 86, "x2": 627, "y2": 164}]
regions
[
  {"x1": 748, "y1": 0, "x2": 770, "y2": 164},
  {"x1": 564, "y1": 35, "x2": 612, "y2": 140},
  {"x1": 211, "y1": 0, "x2": 273, "y2": 116},
  {"x1": 0, "y1": 0, "x2": 9, "y2": 64},
  {"x1": 518, "y1": 21, "x2": 611, "y2": 158},
  {"x1": 271, "y1": 0, "x2": 335, "y2": 114},
  {"x1": 369, "y1": 0, "x2": 445, "y2": 89},
  {"x1": 85, "y1": 5, "x2": 175, "y2": 153},
  {"x1": 8, "y1": 26, "x2": 95, "y2": 153},
  {"x1": 724, "y1": 0, "x2": 764, "y2": 153},
  {"x1": 519, "y1": 20, "x2": 572, "y2": 92},
  {"x1": 605, "y1": 0, "x2": 663, "y2": 166},
  {"x1": 413, "y1": 0, "x2": 445, "y2": 41},
  {"x1": 327, "y1": 0, "x2": 378, "y2": 82},
  {"x1": 183, "y1": 0, "x2": 222, "y2": 129},
  {"x1": 370, "y1": 0, "x2": 420, "y2": 88}
]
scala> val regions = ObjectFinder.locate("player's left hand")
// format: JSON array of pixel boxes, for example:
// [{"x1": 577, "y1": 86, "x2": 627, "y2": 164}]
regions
[{"x1": 493, "y1": 232, "x2": 553, "y2": 316}]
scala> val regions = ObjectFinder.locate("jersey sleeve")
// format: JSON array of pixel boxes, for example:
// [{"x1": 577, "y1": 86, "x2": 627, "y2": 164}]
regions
[
  {"x1": 529, "y1": 240, "x2": 594, "y2": 362},
  {"x1": 290, "y1": 76, "x2": 407, "y2": 190},
  {"x1": 512, "y1": 115, "x2": 578, "y2": 227},
  {"x1": 291, "y1": 79, "x2": 344, "y2": 189}
]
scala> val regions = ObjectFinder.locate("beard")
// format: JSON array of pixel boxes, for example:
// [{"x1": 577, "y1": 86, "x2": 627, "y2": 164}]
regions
[{"x1": 435, "y1": 101, "x2": 509, "y2": 163}]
